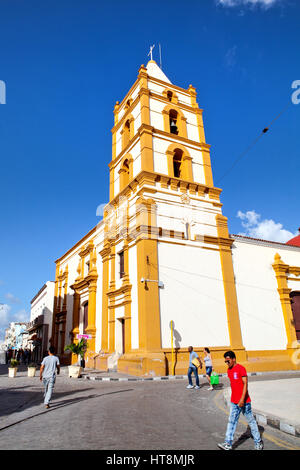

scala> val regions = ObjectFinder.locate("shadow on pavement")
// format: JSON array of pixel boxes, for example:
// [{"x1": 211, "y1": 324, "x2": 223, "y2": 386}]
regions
[
  {"x1": 232, "y1": 424, "x2": 265, "y2": 450},
  {"x1": 0, "y1": 389, "x2": 135, "y2": 433},
  {"x1": 51, "y1": 388, "x2": 134, "y2": 409},
  {"x1": 0, "y1": 387, "x2": 93, "y2": 418}
]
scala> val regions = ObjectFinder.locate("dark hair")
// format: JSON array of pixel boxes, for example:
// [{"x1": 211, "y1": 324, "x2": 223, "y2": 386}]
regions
[
  {"x1": 49, "y1": 346, "x2": 55, "y2": 354},
  {"x1": 204, "y1": 347, "x2": 210, "y2": 353},
  {"x1": 224, "y1": 350, "x2": 236, "y2": 359}
]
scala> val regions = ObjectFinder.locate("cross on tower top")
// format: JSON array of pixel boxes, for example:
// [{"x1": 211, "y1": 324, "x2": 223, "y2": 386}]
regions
[{"x1": 148, "y1": 44, "x2": 155, "y2": 61}]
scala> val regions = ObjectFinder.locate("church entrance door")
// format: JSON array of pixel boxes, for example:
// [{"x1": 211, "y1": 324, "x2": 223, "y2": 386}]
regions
[{"x1": 290, "y1": 291, "x2": 300, "y2": 340}]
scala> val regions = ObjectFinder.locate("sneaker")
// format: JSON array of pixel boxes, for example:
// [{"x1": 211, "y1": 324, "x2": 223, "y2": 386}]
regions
[
  {"x1": 195, "y1": 385, "x2": 200, "y2": 389},
  {"x1": 186, "y1": 384, "x2": 194, "y2": 389},
  {"x1": 217, "y1": 442, "x2": 232, "y2": 451},
  {"x1": 45, "y1": 404, "x2": 50, "y2": 409},
  {"x1": 207, "y1": 386, "x2": 213, "y2": 391},
  {"x1": 254, "y1": 440, "x2": 264, "y2": 450}
]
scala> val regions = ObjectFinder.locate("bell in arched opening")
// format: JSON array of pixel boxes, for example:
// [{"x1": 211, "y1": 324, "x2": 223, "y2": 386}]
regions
[{"x1": 169, "y1": 110, "x2": 179, "y2": 135}]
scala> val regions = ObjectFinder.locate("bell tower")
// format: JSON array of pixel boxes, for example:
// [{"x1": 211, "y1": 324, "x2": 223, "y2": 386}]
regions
[
  {"x1": 109, "y1": 59, "x2": 215, "y2": 202},
  {"x1": 101, "y1": 59, "x2": 245, "y2": 376}
]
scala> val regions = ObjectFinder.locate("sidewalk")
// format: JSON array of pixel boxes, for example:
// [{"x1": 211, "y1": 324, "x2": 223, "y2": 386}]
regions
[
  {"x1": 223, "y1": 377, "x2": 300, "y2": 438},
  {"x1": 82, "y1": 367, "x2": 300, "y2": 438}
]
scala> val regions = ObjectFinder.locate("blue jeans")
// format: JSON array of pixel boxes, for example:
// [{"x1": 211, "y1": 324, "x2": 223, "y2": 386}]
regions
[
  {"x1": 188, "y1": 366, "x2": 199, "y2": 387},
  {"x1": 225, "y1": 402, "x2": 261, "y2": 445},
  {"x1": 43, "y1": 376, "x2": 56, "y2": 405}
]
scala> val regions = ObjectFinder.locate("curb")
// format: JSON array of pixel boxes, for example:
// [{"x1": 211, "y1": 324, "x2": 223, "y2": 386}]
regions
[
  {"x1": 84, "y1": 374, "x2": 189, "y2": 382},
  {"x1": 82, "y1": 371, "x2": 271, "y2": 382},
  {"x1": 223, "y1": 387, "x2": 300, "y2": 438}
]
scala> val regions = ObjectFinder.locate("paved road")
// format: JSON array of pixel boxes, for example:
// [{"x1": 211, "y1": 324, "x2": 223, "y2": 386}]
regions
[{"x1": 0, "y1": 366, "x2": 299, "y2": 451}]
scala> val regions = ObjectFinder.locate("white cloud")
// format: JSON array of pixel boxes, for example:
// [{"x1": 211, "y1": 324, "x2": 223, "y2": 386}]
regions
[
  {"x1": 0, "y1": 304, "x2": 11, "y2": 327},
  {"x1": 5, "y1": 292, "x2": 21, "y2": 304},
  {"x1": 217, "y1": 0, "x2": 281, "y2": 8},
  {"x1": 236, "y1": 210, "x2": 297, "y2": 243},
  {"x1": 13, "y1": 309, "x2": 30, "y2": 323}
]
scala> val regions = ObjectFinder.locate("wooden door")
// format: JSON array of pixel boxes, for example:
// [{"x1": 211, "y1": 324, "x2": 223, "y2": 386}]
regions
[{"x1": 290, "y1": 292, "x2": 300, "y2": 340}]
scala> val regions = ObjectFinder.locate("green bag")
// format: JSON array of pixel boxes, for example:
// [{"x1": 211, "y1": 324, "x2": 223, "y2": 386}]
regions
[{"x1": 210, "y1": 371, "x2": 219, "y2": 385}]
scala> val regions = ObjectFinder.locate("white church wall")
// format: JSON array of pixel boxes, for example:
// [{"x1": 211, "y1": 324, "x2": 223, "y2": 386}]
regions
[
  {"x1": 184, "y1": 110, "x2": 199, "y2": 142},
  {"x1": 153, "y1": 137, "x2": 168, "y2": 174},
  {"x1": 154, "y1": 197, "x2": 221, "y2": 240},
  {"x1": 149, "y1": 97, "x2": 164, "y2": 130},
  {"x1": 158, "y1": 241, "x2": 230, "y2": 349},
  {"x1": 232, "y1": 239, "x2": 300, "y2": 351},
  {"x1": 130, "y1": 141, "x2": 142, "y2": 179}
]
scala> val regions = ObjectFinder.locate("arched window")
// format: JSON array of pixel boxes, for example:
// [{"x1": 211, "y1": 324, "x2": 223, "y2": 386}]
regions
[
  {"x1": 167, "y1": 91, "x2": 173, "y2": 102},
  {"x1": 123, "y1": 120, "x2": 130, "y2": 147},
  {"x1": 125, "y1": 98, "x2": 132, "y2": 110},
  {"x1": 163, "y1": 89, "x2": 178, "y2": 104},
  {"x1": 119, "y1": 156, "x2": 132, "y2": 191},
  {"x1": 122, "y1": 159, "x2": 130, "y2": 187},
  {"x1": 122, "y1": 116, "x2": 134, "y2": 150},
  {"x1": 173, "y1": 149, "x2": 182, "y2": 177},
  {"x1": 166, "y1": 144, "x2": 193, "y2": 182}
]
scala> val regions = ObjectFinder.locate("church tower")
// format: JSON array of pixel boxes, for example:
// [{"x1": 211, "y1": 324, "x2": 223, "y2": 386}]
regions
[{"x1": 99, "y1": 59, "x2": 245, "y2": 376}]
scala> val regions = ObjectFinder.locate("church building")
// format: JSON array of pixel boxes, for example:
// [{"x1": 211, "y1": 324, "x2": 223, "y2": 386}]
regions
[{"x1": 51, "y1": 60, "x2": 300, "y2": 376}]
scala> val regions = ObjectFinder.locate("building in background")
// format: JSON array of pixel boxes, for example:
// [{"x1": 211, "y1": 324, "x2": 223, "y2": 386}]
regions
[
  {"x1": 50, "y1": 60, "x2": 300, "y2": 375},
  {"x1": 27, "y1": 281, "x2": 55, "y2": 363},
  {"x1": 4, "y1": 322, "x2": 29, "y2": 352}
]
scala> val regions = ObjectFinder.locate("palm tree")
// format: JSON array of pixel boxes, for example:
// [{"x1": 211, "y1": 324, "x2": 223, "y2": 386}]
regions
[{"x1": 64, "y1": 338, "x2": 87, "y2": 366}]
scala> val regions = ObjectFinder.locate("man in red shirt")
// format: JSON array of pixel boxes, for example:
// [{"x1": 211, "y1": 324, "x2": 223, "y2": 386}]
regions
[{"x1": 218, "y1": 350, "x2": 263, "y2": 450}]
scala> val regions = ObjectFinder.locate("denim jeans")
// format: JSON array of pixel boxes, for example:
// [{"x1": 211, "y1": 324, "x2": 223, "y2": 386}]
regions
[
  {"x1": 43, "y1": 376, "x2": 56, "y2": 405},
  {"x1": 188, "y1": 366, "x2": 199, "y2": 387},
  {"x1": 225, "y1": 402, "x2": 261, "y2": 445}
]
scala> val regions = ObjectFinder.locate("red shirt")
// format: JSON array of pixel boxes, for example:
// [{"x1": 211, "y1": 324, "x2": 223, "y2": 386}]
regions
[{"x1": 227, "y1": 364, "x2": 251, "y2": 404}]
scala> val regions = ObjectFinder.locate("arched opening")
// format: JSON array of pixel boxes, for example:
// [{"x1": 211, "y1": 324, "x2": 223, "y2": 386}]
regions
[
  {"x1": 169, "y1": 110, "x2": 179, "y2": 135},
  {"x1": 123, "y1": 120, "x2": 131, "y2": 148},
  {"x1": 290, "y1": 291, "x2": 300, "y2": 340},
  {"x1": 125, "y1": 99, "x2": 132, "y2": 110},
  {"x1": 167, "y1": 91, "x2": 173, "y2": 102},
  {"x1": 173, "y1": 149, "x2": 183, "y2": 178},
  {"x1": 122, "y1": 158, "x2": 130, "y2": 188}
]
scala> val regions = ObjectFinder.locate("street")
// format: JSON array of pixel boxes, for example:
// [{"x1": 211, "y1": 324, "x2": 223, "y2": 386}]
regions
[{"x1": 0, "y1": 365, "x2": 299, "y2": 451}]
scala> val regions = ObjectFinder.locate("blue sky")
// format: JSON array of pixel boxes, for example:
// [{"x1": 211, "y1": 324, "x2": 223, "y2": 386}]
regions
[{"x1": 0, "y1": 0, "x2": 299, "y2": 340}]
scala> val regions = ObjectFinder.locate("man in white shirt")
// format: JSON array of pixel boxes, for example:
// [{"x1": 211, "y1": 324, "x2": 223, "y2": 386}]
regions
[{"x1": 40, "y1": 346, "x2": 60, "y2": 409}]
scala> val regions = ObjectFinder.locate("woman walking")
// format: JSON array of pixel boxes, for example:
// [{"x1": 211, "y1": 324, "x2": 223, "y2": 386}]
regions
[{"x1": 202, "y1": 347, "x2": 214, "y2": 391}]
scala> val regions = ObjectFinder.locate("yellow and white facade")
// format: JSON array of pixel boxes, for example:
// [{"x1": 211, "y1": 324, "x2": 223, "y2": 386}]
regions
[{"x1": 51, "y1": 60, "x2": 300, "y2": 375}]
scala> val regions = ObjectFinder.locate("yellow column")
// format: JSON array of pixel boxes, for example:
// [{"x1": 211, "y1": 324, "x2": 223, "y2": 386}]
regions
[
  {"x1": 137, "y1": 238, "x2": 161, "y2": 351},
  {"x1": 188, "y1": 85, "x2": 206, "y2": 143},
  {"x1": 108, "y1": 306, "x2": 115, "y2": 353},
  {"x1": 272, "y1": 254, "x2": 298, "y2": 348},
  {"x1": 108, "y1": 245, "x2": 116, "y2": 352},
  {"x1": 124, "y1": 301, "x2": 131, "y2": 353},
  {"x1": 216, "y1": 214, "x2": 245, "y2": 352},
  {"x1": 136, "y1": 198, "x2": 161, "y2": 351},
  {"x1": 139, "y1": 65, "x2": 150, "y2": 125},
  {"x1": 109, "y1": 103, "x2": 118, "y2": 202},
  {"x1": 100, "y1": 242, "x2": 110, "y2": 352},
  {"x1": 183, "y1": 155, "x2": 193, "y2": 181},
  {"x1": 86, "y1": 279, "x2": 97, "y2": 354},
  {"x1": 201, "y1": 144, "x2": 214, "y2": 187},
  {"x1": 138, "y1": 65, "x2": 153, "y2": 173}
]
